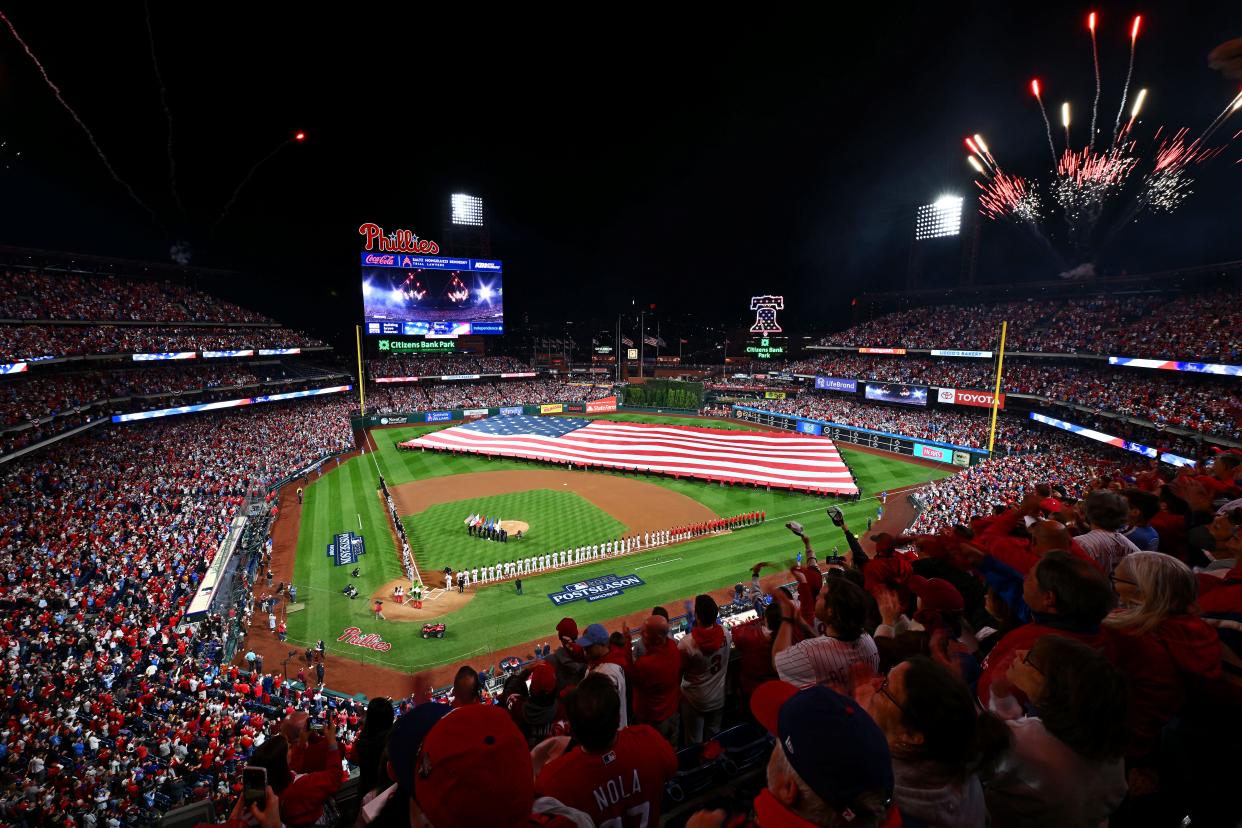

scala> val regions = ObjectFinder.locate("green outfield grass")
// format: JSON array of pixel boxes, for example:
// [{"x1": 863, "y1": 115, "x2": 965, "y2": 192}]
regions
[
  {"x1": 284, "y1": 413, "x2": 953, "y2": 673},
  {"x1": 403, "y1": 490, "x2": 626, "y2": 574}
]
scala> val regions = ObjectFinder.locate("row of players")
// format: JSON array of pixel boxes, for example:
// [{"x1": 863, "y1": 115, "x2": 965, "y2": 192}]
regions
[{"x1": 440, "y1": 513, "x2": 768, "y2": 589}]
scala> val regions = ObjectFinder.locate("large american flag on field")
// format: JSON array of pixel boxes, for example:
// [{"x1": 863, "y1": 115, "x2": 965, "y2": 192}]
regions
[{"x1": 401, "y1": 415, "x2": 858, "y2": 495}]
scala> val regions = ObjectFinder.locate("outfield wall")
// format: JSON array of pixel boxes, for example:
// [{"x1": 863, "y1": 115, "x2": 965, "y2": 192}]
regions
[
  {"x1": 731, "y1": 405, "x2": 989, "y2": 467},
  {"x1": 351, "y1": 398, "x2": 620, "y2": 430}
]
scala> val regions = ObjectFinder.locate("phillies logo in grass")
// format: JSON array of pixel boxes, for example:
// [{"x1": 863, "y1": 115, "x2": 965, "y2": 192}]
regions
[
  {"x1": 337, "y1": 627, "x2": 393, "y2": 652},
  {"x1": 547, "y1": 573, "x2": 646, "y2": 606}
]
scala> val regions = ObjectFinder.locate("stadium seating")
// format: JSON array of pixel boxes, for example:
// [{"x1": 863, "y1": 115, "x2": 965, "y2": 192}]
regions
[{"x1": 366, "y1": 378, "x2": 616, "y2": 413}]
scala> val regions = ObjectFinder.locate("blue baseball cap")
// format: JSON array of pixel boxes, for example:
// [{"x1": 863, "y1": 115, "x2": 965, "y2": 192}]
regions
[
  {"x1": 389, "y1": 702, "x2": 452, "y2": 796},
  {"x1": 575, "y1": 623, "x2": 610, "y2": 648},
  {"x1": 751, "y1": 681, "x2": 893, "y2": 810}
]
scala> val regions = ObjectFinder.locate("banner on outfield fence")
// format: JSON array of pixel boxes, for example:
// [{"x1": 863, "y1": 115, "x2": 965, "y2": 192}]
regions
[
  {"x1": 930, "y1": 350, "x2": 993, "y2": 359},
  {"x1": 426, "y1": 411, "x2": 452, "y2": 422},
  {"x1": 540, "y1": 403, "x2": 564, "y2": 414},
  {"x1": 463, "y1": 408, "x2": 489, "y2": 417},
  {"x1": 586, "y1": 396, "x2": 618, "y2": 413},
  {"x1": 203, "y1": 349, "x2": 256, "y2": 359},
  {"x1": 937, "y1": 387, "x2": 1005, "y2": 409},
  {"x1": 796, "y1": 420, "x2": 823, "y2": 436},
  {"x1": 547, "y1": 573, "x2": 646, "y2": 606},
  {"x1": 1107, "y1": 356, "x2": 1242, "y2": 377},
  {"x1": 327, "y1": 531, "x2": 366, "y2": 566},
  {"x1": 814, "y1": 376, "x2": 858, "y2": 393},
  {"x1": 133, "y1": 352, "x2": 197, "y2": 361},
  {"x1": 499, "y1": 406, "x2": 524, "y2": 416},
  {"x1": 858, "y1": 347, "x2": 906, "y2": 355},
  {"x1": 913, "y1": 443, "x2": 956, "y2": 464}
]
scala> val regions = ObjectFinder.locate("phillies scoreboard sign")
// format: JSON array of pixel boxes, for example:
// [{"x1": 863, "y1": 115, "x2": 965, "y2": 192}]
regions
[
  {"x1": 547, "y1": 573, "x2": 646, "y2": 606},
  {"x1": 327, "y1": 532, "x2": 366, "y2": 567}
]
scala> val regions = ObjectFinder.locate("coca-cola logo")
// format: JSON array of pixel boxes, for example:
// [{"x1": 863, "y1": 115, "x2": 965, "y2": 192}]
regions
[
  {"x1": 364, "y1": 254, "x2": 396, "y2": 265},
  {"x1": 336, "y1": 626, "x2": 393, "y2": 652},
  {"x1": 359, "y1": 222, "x2": 440, "y2": 254}
]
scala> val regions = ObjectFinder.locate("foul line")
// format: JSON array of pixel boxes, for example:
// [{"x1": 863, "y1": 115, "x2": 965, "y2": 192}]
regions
[{"x1": 635, "y1": 557, "x2": 682, "y2": 571}]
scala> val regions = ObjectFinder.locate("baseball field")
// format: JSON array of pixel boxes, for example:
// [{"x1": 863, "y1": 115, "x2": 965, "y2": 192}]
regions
[{"x1": 283, "y1": 413, "x2": 951, "y2": 673}]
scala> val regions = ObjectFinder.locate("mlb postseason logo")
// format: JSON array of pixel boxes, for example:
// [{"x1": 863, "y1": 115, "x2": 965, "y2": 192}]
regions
[
  {"x1": 327, "y1": 532, "x2": 366, "y2": 567},
  {"x1": 547, "y1": 573, "x2": 646, "y2": 606}
]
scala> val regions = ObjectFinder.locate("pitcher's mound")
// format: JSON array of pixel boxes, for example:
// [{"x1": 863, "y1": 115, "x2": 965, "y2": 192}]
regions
[{"x1": 500, "y1": 520, "x2": 529, "y2": 535}]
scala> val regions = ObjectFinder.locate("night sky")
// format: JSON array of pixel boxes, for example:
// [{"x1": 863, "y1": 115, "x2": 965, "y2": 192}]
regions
[{"x1": 0, "y1": 3, "x2": 1238, "y2": 349}]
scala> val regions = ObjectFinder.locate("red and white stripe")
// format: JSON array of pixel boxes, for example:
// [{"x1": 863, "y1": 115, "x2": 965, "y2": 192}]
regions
[{"x1": 405, "y1": 420, "x2": 858, "y2": 494}]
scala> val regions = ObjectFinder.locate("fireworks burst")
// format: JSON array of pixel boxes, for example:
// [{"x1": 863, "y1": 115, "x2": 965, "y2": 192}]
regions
[{"x1": 966, "y1": 11, "x2": 1240, "y2": 267}]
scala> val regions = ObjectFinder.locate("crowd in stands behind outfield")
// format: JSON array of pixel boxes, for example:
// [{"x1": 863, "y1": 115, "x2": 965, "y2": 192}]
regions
[
  {"x1": 0, "y1": 325, "x2": 328, "y2": 362},
  {"x1": 820, "y1": 288, "x2": 1242, "y2": 361},
  {"x1": 368, "y1": 353, "x2": 530, "y2": 377},
  {"x1": 0, "y1": 270, "x2": 274, "y2": 323},
  {"x1": 367, "y1": 379, "x2": 615, "y2": 413},
  {"x1": 788, "y1": 354, "x2": 1242, "y2": 440}
]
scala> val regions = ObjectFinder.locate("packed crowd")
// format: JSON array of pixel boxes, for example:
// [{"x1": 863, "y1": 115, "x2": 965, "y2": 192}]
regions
[
  {"x1": 0, "y1": 270, "x2": 273, "y2": 323},
  {"x1": 214, "y1": 462, "x2": 1241, "y2": 828},
  {"x1": 368, "y1": 354, "x2": 531, "y2": 378},
  {"x1": 367, "y1": 379, "x2": 616, "y2": 413},
  {"x1": 0, "y1": 395, "x2": 360, "y2": 825},
  {"x1": 788, "y1": 354, "x2": 1242, "y2": 440},
  {"x1": 0, "y1": 367, "x2": 263, "y2": 428},
  {"x1": 745, "y1": 393, "x2": 1042, "y2": 451},
  {"x1": 0, "y1": 325, "x2": 329, "y2": 363},
  {"x1": 820, "y1": 289, "x2": 1241, "y2": 361}
]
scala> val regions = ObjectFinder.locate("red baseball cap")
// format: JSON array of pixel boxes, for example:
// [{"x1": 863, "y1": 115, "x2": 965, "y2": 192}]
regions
[
  {"x1": 529, "y1": 661, "x2": 557, "y2": 696},
  {"x1": 1039, "y1": 497, "x2": 1065, "y2": 514},
  {"x1": 907, "y1": 575, "x2": 964, "y2": 613},
  {"x1": 415, "y1": 705, "x2": 534, "y2": 827},
  {"x1": 555, "y1": 617, "x2": 578, "y2": 640}
]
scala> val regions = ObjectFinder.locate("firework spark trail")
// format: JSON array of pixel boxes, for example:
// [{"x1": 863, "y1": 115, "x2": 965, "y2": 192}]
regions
[
  {"x1": 1089, "y1": 11, "x2": 1102, "y2": 149},
  {"x1": 1113, "y1": 16, "x2": 1142, "y2": 143},
  {"x1": 213, "y1": 139, "x2": 293, "y2": 231},
  {"x1": 977, "y1": 172, "x2": 1041, "y2": 223},
  {"x1": 1031, "y1": 79, "x2": 1058, "y2": 165},
  {"x1": 144, "y1": 0, "x2": 183, "y2": 214},
  {"x1": 0, "y1": 10, "x2": 158, "y2": 223}
]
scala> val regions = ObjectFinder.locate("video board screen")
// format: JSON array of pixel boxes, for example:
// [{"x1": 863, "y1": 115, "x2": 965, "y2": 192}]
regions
[
  {"x1": 864, "y1": 382, "x2": 928, "y2": 407},
  {"x1": 362, "y1": 252, "x2": 503, "y2": 336}
]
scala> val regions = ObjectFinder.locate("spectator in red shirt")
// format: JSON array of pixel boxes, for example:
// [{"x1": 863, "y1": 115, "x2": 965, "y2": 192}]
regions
[
  {"x1": 732, "y1": 603, "x2": 783, "y2": 703},
  {"x1": 535, "y1": 672, "x2": 677, "y2": 828},
  {"x1": 629, "y1": 614, "x2": 681, "y2": 744}
]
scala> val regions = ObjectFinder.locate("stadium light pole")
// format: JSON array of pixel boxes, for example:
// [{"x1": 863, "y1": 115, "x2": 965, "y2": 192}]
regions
[{"x1": 986, "y1": 321, "x2": 1008, "y2": 454}]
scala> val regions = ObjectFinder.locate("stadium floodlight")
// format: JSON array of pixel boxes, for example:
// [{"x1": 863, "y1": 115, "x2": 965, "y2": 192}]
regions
[
  {"x1": 915, "y1": 195, "x2": 964, "y2": 241},
  {"x1": 451, "y1": 193, "x2": 484, "y2": 226}
]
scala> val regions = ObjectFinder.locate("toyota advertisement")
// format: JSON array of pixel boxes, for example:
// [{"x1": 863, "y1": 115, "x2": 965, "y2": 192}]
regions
[
  {"x1": 864, "y1": 382, "x2": 928, "y2": 407},
  {"x1": 936, "y1": 387, "x2": 1005, "y2": 409}
]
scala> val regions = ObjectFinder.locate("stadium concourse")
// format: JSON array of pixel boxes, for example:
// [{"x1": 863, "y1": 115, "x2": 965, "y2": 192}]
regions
[{"x1": 1, "y1": 270, "x2": 1241, "y2": 828}]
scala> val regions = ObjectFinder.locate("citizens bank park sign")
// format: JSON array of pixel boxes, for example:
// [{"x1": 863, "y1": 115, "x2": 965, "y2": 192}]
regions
[{"x1": 548, "y1": 573, "x2": 646, "y2": 606}]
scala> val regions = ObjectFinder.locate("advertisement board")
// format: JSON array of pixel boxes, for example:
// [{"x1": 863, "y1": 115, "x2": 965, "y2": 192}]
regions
[
  {"x1": 796, "y1": 420, "x2": 823, "y2": 436},
  {"x1": 376, "y1": 339, "x2": 456, "y2": 353},
  {"x1": 814, "y1": 376, "x2": 858, "y2": 393},
  {"x1": 540, "y1": 403, "x2": 564, "y2": 414},
  {"x1": 764, "y1": 390, "x2": 787, "y2": 399},
  {"x1": 864, "y1": 382, "x2": 928, "y2": 406},
  {"x1": 626, "y1": 348, "x2": 639, "y2": 360},
  {"x1": 938, "y1": 387, "x2": 1005, "y2": 409},
  {"x1": 913, "y1": 443, "x2": 955, "y2": 463},
  {"x1": 586, "y1": 396, "x2": 618, "y2": 413},
  {"x1": 858, "y1": 347, "x2": 907, "y2": 355},
  {"x1": 930, "y1": 349, "x2": 993, "y2": 358},
  {"x1": 462, "y1": 408, "x2": 489, "y2": 417},
  {"x1": 425, "y1": 411, "x2": 452, "y2": 422},
  {"x1": 498, "y1": 406, "x2": 524, "y2": 416}
]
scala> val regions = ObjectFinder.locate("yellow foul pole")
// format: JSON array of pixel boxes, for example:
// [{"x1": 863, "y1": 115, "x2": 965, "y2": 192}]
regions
[
  {"x1": 355, "y1": 324, "x2": 366, "y2": 416},
  {"x1": 987, "y1": 320, "x2": 1008, "y2": 454}
]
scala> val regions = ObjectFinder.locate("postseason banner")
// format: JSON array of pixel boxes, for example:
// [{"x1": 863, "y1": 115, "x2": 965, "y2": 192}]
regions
[
  {"x1": 1108, "y1": 356, "x2": 1242, "y2": 377},
  {"x1": 547, "y1": 573, "x2": 646, "y2": 606},
  {"x1": 327, "y1": 531, "x2": 366, "y2": 567},
  {"x1": 864, "y1": 382, "x2": 928, "y2": 407}
]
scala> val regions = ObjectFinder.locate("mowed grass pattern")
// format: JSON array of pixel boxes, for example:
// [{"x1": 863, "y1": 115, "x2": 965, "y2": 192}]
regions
[
  {"x1": 286, "y1": 414, "x2": 953, "y2": 671},
  {"x1": 402, "y1": 490, "x2": 627, "y2": 574}
]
